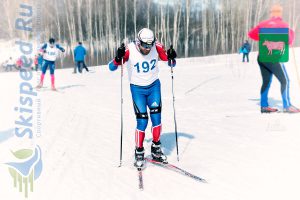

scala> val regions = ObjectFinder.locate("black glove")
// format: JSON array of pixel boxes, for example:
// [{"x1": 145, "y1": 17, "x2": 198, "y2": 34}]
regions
[
  {"x1": 167, "y1": 45, "x2": 177, "y2": 60},
  {"x1": 115, "y1": 43, "x2": 125, "y2": 63}
]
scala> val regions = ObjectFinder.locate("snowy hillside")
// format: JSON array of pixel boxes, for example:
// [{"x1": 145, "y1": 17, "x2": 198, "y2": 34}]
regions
[{"x1": 1, "y1": 51, "x2": 300, "y2": 200}]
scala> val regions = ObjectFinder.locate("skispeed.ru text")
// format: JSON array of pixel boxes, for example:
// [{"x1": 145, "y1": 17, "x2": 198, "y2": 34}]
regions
[{"x1": 14, "y1": 4, "x2": 37, "y2": 138}]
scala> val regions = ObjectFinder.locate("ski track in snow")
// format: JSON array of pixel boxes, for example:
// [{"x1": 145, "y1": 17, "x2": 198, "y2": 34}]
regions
[{"x1": 0, "y1": 52, "x2": 300, "y2": 200}]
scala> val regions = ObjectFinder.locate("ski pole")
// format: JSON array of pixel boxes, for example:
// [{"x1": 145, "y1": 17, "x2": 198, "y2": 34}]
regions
[
  {"x1": 169, "y1": 46, "x2": 179, "y2": 161},
  {"x1": 119, "y1": 48, "x2": 124, "y2": 167}
]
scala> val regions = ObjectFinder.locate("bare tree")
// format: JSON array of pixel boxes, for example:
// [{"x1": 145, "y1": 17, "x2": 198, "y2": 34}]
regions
[{"x1": 184, "y1": 0, "x2": 191, "y2": 57}]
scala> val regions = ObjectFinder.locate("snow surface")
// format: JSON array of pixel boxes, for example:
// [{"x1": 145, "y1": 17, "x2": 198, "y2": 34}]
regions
[{"x1": 1, "y1": 50, "x2": 300, "y2": 200}]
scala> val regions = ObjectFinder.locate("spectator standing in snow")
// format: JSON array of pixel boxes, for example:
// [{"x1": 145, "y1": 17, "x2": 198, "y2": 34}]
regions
[
  {"x1": 240, "y1": 40, "x2": 251, "y2": 62},
  {"x1": 74, "y1": 42, "x2": 89, "y2": 73},
  {"x1": 5, "y1": 57, "x2": 16, "y2": 71},
  {"x1": 248, "y1": 4, "x2": 299, "y2": 113}
]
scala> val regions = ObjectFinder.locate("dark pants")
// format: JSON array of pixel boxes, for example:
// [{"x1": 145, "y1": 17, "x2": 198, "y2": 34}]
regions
[
  {"x1": 6, "y1": 64, "x2": 16, "y2": 71},
  {"x1": 243, "y1": 53, "x2": 249, "y2": 62},
  {"x1": 257, "y1": 57, "x2": 291, "y2": 108},
  {"x1": 75, "y1": 61, "x2": 89, "y2": 73},
  {"x1": 41, "y1": 60, "x2": 55, "y2": 75}
]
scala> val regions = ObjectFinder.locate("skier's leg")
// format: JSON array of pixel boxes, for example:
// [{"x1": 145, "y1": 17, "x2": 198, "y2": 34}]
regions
[
  {"x1": 147, "y1": 80, "x2": 162, "y2": 143},
  {"x1": 49, "y1": 62, "x2": 56, "y2": 90},
  {"x1": 258, "y1": 58, "x2": 273, "y2": 108},
  {"x1": 130, "y1": 84, "x2": 148, "y2": 168},
  {"x1": 147, "y1": 80, "x2": 167, "y2": 162},
  {"x1": 130, "y1": 84, "x2": 148, "y2": 148},
  {"x1": 38, "y1": 60, "x2": 48, "y2": 87}
]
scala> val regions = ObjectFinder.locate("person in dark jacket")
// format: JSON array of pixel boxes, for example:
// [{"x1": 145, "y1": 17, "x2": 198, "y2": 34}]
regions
[
  {"x1": 240, "y1": 40, "x2": 251, "y2": 62},
  {"x1": 74, "y1": 42, "x2": 89, "y2": 73}
]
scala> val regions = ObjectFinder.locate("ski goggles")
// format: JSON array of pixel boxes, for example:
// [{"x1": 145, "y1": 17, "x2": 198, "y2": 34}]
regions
[{"x1": 140, "y1": 41, "x2": 155, "y2": 49}]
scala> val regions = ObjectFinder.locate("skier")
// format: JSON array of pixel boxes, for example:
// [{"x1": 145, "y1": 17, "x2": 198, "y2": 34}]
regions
[
  {"x1": 37, "y1": 38, "x2": 65, "y2": 90},
  {"x1": 108, "y1": 28, "x2": 177, "y2": 168},
  {"x1": 74, "y1": 42, "x2": 89, "y2": 73},
  {"x1": 248, "y1": 4, "x2": 300, "y2": 113},
  {"x1": 240, "y1": 40, "x2": 251, "y2": 62}
]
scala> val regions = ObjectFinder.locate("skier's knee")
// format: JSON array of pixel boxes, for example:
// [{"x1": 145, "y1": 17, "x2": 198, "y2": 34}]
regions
[
  {"x1": 137, "y1": 118, "x2": 148, "y2": 131},
  {"x1": 136, "y1": 112, "x2": 148, "y2": 119}
]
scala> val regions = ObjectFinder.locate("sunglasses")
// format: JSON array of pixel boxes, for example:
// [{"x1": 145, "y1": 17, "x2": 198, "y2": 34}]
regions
[{"x1": 140, "y1": 41, "x2": 154, "y2": 49}]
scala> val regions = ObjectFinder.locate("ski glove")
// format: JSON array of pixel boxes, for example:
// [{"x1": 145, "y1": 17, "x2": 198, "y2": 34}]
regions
[
  {"x1": 167, "y1": 45, "x2": 177, "y2": 60},
  {"x1": 167, "y1": 45, "x2": 177, "y2": 67},
  {"x1": 115, "y1": 43, "x2": 125, "y2": 63}
]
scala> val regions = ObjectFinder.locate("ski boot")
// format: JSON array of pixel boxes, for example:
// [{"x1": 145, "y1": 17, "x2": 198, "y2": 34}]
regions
[
  {"x1": 283, "y1": 105, "x2": 300, "y2": 113},
  {"x1": 261, "y1": 107, "x2": 278, "y2": 113},
  {"x1": 134, "y1": 147, "x2": 145, "y2": 170},
  {"x1": 151, "y1": 141, "x2": 168, "y2": 164},
  {"x1": 36, "y1": 82, "x2": 43, "y2": 89},
  {"x1": 51, "y1": 85, "x2": 57, "y2": 91}
]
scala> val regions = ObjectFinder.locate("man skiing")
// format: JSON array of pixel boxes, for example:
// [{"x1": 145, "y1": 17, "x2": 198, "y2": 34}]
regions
[
  {"x1": 108, "y1": 28, "x2": 177, "y2": 169},
  {"x1": 248, "y1": 4, "x2": 300, "y2": 113},
  {"x1": 37, "y1": 38, "x2": 65, "y2": 91}
]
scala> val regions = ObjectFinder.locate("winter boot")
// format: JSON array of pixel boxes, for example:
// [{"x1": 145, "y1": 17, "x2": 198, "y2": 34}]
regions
[
  {"x1": 36, "y1": 82, "x2": 43, "y2": 89},
  {"x1": 134, "y1": 147, "x2": 145, "y2": 169},
  {"x1": 37, "y1": 74, "x2": 45, "y2": 89},
  {"x1": 261, "y1": 107, "x2": 278, "y2": 113},
  {"x1": 151, "y1": 141, "x2": 167, "y2": 164},
  {"x1": 283, "y1": 105, "x2": 300, "y2": 113}
]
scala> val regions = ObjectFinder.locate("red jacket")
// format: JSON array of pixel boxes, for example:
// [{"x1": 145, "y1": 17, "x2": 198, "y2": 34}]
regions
[
  {"x1": 248, "y1": 17, "x2": 295, "y2": 45},
  {"x1": 16, "y1": 58, "x2": 23, "y2": 66}
]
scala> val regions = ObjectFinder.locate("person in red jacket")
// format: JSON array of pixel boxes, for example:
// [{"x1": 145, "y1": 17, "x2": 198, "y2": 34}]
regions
[
  {"x1": 16, "y1": 57, "x2": 23, "y2": 70},
  {"x1": 248, "y1": 4, "x2": 300, "y2": 113}
]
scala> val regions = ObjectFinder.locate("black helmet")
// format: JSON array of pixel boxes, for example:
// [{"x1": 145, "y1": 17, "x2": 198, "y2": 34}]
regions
[{"x1": 49, "y1": 38, "x2": 55, "y2": 44}]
